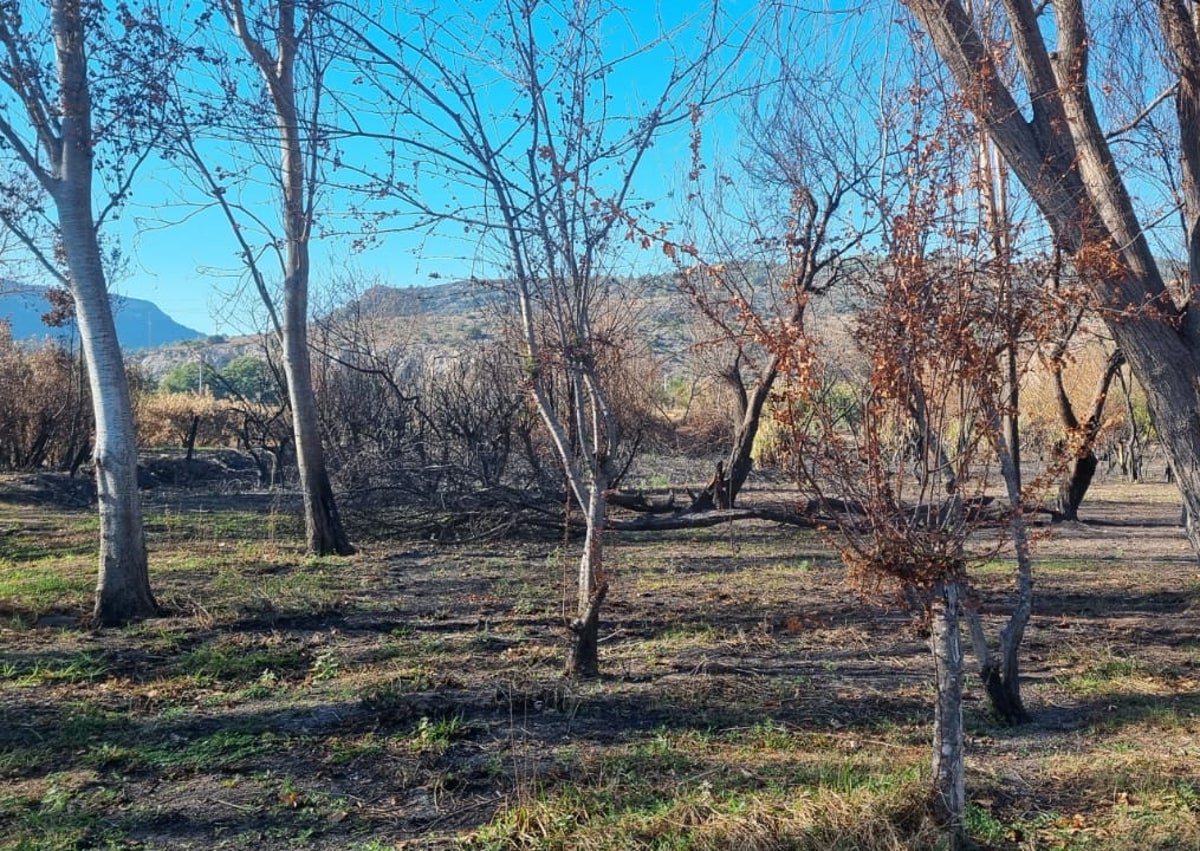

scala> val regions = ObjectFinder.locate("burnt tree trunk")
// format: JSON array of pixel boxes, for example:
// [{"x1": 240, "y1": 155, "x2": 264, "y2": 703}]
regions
[
  {"x1": 1054, "y1": 348, "x2": 1124, "y2": 521},
  {"x1": 693, "y1": 460, "x2": 729, "y2": 511},
  {"x1": 1055, "y1": 455, "x2": 1098, "y2": 522},
  {"x1": 184, "y1": 415, "x2": 200, "y2": 462},
  {"x1": 965, "y1": 401, "x2": 1035, "y2": 725},
  {"x1": 930, "y1": 578, "x2": 967, "y2": 849},
  {"x1": 567, "y1": 580, "x2": 608, "y2": 678},
  {"x1": 698, "y1": 357, "x2": 780, "y2": 510},
  {"x1": 725, "y1": 361, "x2": 777, "y2": 505},
  {"x1": 565, "y1": 482, "x2": 609, "y2": 678}
]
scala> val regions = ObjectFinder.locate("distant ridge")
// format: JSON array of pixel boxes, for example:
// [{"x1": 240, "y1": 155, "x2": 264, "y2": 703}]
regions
[
  {"x1": 0, "y1": 284, "x2": 203, "y2": 350},
  {"x1": 332, "y1": 280, "x2": 500, "y2": 321}
]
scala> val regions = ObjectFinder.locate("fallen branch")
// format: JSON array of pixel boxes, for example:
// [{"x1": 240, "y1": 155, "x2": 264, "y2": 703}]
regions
[
  {"x1": 608, "y1": 506, "x2": 820, "y2": 531},
  {"x1": 602, "y1": 489, "x2": 678, "y2": 513}
]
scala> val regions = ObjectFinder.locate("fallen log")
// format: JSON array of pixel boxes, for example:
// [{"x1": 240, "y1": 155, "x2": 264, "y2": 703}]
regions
[
  {"x1": 602, "y1": 489, "x2": 678, "y2": 514},
  {"x1": 608, "y1": 506, "x2": 820, "y2": 532}
]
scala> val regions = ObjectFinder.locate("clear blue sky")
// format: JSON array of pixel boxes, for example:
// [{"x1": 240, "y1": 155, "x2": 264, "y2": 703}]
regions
[
  {"x1": 0, "y1": 0, "x2": 900, "y2": 338},
  {"x1": 11, "y1": 2, "x2": 1179, "y2": 337},
  {"x1": 103, "y1": 0, "x2": 778, "y2": 337}
]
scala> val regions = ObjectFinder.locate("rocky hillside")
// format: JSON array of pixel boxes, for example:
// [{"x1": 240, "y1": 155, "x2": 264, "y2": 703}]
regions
[{"x1": 127, "y1": 273, "x2": 859, "y2": 383}]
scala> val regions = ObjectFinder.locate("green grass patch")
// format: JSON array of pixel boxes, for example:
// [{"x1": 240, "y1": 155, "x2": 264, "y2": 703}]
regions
[
  {"x1": 0, "y1": 780, "x2": 127, "y2": 851},
  {"x1": 0, "y1": 565, "x2": 92, "y2": 613},
  {"x1": 650, "y1": 624, "x2": 722, "y2": 647},
  {"x1": 466, "y1": 774, "x2": 936, "y2": 850},
  {"x1": 138, "y1": 728, "x2": 285, "y2": 773},
  {"x1": 79, "y1": 727, "x2": 287, "y2": 775},
  {"x1": 147, "y1": 507, "x2": 303, "y2": 543},
  {"x1": 325, "y1": 732, "x2": 389, "y2": 766},
  {"x1": 410, "y1": 714, "x2": 471, "y2": 754},
  {"x1": 172, "y1": 641, "x2": 307, "y2": 684},
  {"x1": 0, "y1": 652, "x2": 109, "y2": 686},
  {"x1": 1064, "y1": 657, "x2": 1143, "y2": 693}
]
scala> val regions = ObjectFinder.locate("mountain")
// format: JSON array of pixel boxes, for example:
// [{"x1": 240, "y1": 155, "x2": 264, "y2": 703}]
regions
[
  {"x1": 126, "y1": 273, "x2": 859, "y2": 382},
  {"x1": 344, "y1": 280, "x2": 499, "y2": 318},
  {"x1": 0, "y1": 284, "x2": 204, "y2": 350}
]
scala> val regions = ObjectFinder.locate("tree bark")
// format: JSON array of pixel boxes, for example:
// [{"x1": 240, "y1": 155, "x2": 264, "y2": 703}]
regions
[
  {"x1": 226, "y1": 0, "x2": 353, "y2": 556},
  {"x1": 1054, "y1": 349, "x2": 1124, "y2": 521},
  {"x1": 184, "y1": 414, "x2": 200, "y2": 462},
  {"x1": 49, "y1": 0, "x2": 155, "y2": 626},
  {"x1": 963, "y1": 400, "x2": 1033, "y2": 724},
  {"x1": 1055, "y1": 455, "x2": 1097, "y2": 523},
  {"x1": 283, "y1": 297, "x2": 353, "y2": 555},
  {"x1": 565, "y1": 447, "x2": 610, "y2": 678},
  {"x1": 903, "y1": 0, "x2": 1200, "y2": 560},
  {"x1": 930, "y1": 578, "x2": 967, "y2": 849},
  {"x1": 721, "y1": 358, "x2": 779, "y2": 507},
  {"x1": 65, "y1": 215, "x2": 156, "y2": 625},
  {"x1": 274, "y1": 15, "x2": 352, "y2": 557},
  {"x1": 566, "y1": 508, "x2": 608, "y2": 679}
]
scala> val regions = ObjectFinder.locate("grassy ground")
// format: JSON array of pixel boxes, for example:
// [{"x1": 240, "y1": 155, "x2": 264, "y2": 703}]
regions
[{"x1": 0, "y1": 479, "x2": 1198, "y2": 849}]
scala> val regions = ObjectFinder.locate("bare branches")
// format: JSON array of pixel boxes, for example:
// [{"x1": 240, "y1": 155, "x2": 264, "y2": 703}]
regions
[
  {"x1": 0, "y1": 9, "x2": 62, "y2": 177},
  {"x1": 1105, "y1": 82, "x2": 1180, "y2": 141},
  {"x1": 167, "y1": 94, "x2": 284, "y2": 337},
  {"x1": 325, "y1": 0, "x2": 744, "y2": 673}
]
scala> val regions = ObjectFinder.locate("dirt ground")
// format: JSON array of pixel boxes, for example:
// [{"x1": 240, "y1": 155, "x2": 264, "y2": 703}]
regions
[{"x1": 0, "y1": 475, "x2": 1198, "y2": 849}]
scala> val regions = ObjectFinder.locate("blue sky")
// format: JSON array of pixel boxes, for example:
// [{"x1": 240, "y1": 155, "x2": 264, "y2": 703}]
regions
[
  {"x1": 100, "y1": 0, "x2": 774, "y2": 337},
  {"x1": 4, "y1": 0, "x2": 994, "y2": 340},
  {"x1": 6, "y1": 1, "x2": 1182, "y2": 338}
]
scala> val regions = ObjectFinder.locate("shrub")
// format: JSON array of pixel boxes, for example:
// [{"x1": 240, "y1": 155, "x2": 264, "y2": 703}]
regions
[
  {"x1": 0, "y1": 324, "x2": 91, "y2": 471},
  {"x1": 137, "y1": 392, "x2": 246, "y2": 450}
]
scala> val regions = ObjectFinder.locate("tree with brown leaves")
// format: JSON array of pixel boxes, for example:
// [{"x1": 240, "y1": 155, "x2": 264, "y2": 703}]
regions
[{"x1": 904, "y1": 0, "x2": 1200, "y2": 558}]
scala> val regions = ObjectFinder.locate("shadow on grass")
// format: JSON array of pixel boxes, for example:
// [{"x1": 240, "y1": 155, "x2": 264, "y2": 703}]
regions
[
  {"x1": 1, "y1": 677, "x2": 937, "y2": 848},
  {"x1": 1053, "y1": 687, "x2": 1200, "y2": 732},
  {"x1": 1034, "y1": 587, "x2": 1196, "y2": 618}
]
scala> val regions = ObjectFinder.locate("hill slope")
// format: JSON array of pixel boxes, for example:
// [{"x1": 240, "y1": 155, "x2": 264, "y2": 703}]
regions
[{"x1": 0, "y1": 284, "x2": 203, "y2": 350}]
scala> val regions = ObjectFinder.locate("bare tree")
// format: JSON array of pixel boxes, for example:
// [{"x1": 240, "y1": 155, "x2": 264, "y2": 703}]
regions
[
  {"x1": 673, "y1": 30, "x2": 875, "y2": 509},
  {"x1": 167, "y1": 0, "x2": 353, "y2": 554},
  {"x1": 340, "y1": 0, "x2": 737, "y2": 675},
  {"x1": 902, "y1": 0, "x2": 1200, "y2": 557},
  {"x1": 0, "y1": 0, "x2": 163, "y2": 624}
]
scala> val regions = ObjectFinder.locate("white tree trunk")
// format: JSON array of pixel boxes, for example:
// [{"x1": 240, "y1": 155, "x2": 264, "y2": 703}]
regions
[
  {"x1": 225, "y1": 0, "x2": 353, "y2": 556},
  {"x1": 567, "y1": 469, "x2": 610, "y2": 677},
  {"x1": 50, "y1": 0, "x2": 154, "y2": 625},
  {"x1": 282, "y1": 288, "x2": 351, "y2": 555},
  {"x1": 277, "y1": 69, "x2": 352, "y2": 557}
]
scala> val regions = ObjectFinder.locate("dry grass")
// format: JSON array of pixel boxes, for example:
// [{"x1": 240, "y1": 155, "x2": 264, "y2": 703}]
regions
[{"x1": 0, "y1": 477, "x2": 1198, "y2": 849}]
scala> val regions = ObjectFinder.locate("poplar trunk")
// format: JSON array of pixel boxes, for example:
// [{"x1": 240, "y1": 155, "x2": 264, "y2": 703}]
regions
[{"x1": 51, "y1": 0, "x2": 155, "y2": 625}]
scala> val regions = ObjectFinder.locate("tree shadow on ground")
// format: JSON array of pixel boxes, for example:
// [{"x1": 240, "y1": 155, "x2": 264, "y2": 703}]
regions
[{"x1": 1032, "y1": 587, "x2": 1196, "y2": 618}]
